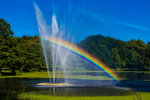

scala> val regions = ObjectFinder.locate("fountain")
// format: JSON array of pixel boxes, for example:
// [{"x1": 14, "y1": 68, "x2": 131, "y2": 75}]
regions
[
  {"x1": 34, "y1": 3, "x2": 69, "y2": 86},
  {"x1": 33, "y1": 2, "x2": 119, "y2": 87}
]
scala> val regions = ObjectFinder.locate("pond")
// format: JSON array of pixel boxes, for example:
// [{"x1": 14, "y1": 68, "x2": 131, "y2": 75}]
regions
[{"x1": 0, "y1": 72, "x2": 150, "y2": 100}]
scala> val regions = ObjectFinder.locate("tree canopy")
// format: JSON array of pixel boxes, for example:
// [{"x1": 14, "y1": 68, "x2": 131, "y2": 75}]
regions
[{"x1": 79, "y1": 35, "x2": 150, "y2": 71}]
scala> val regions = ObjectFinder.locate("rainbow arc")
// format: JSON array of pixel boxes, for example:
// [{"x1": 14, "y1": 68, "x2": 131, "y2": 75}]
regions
[{"x1": 47, "y1": 37, "x2": 120, "y2": 82}]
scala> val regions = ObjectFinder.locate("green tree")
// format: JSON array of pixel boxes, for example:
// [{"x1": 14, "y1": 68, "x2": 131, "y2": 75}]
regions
[
  {"x1": 0, "y1": 19, "x2": 15, "y2": 75},
  {"x1": 111, "y1": 48, "x2": 123, "y2": 69}
]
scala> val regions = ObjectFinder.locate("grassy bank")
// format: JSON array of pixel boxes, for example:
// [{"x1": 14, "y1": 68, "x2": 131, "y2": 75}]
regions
[
  {"x1": 0, "y1": 71, "x2": 150, "y2": 81},
  {"x1": 0, "y1": 72, "x2": 50, "y2": 78},
  {"x1": 0, "y1": 71, "x2": 112, "y2": 80},
  {"x1": 19, "y1": 92, "x2": 150, "y2": 100}
]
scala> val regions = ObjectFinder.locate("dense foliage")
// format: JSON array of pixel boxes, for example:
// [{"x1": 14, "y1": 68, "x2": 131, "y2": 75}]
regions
[
  {"x1": 79, "y1": 35, "x2": 150, "y2": 71},
  {"x1": 0, "y1": 19, "x2": 150, "y2": 75},
  {"x1": 0, "y1": 19, "x2": 46, "y2": 75}
]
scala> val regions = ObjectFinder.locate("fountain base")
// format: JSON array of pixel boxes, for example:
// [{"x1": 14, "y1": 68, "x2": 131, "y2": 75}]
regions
[
  {"x1": 37, "y1": 83, "x2": 66, "y2": 86},
  {"x1": 36, "y1": 82, "x2": 84, "y2": 88}
]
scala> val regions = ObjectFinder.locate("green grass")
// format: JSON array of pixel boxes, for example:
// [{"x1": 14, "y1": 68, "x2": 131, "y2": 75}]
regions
[
  {"x1": 1, "y1": 71, "x2": 150, "y2": 81},
  {"x1": 0, "y1": 72, "x2": 49, "y2": 78},
  {"x1": 0, "y1": 71, "x2": 113, "y2": 80},
  {"x1": 19, "y1": 92, "x2": 150, "y2": 100}
]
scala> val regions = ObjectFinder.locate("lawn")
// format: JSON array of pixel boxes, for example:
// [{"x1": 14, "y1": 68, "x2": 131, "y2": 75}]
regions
[
  {"x1": 19, "y1": 92, "x2": 150, "y2": 100},
  {"x1": 1, "y1": 71, "x2": 150, "y2": 81},
  {"x1": 0, "y1": 71, "x2": 113, "y2": 80}
]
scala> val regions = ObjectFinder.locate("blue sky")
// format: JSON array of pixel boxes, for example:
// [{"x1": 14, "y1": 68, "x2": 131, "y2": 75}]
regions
[{"x1": 0, "y1": 0, "x2": 150, "y2": 43}]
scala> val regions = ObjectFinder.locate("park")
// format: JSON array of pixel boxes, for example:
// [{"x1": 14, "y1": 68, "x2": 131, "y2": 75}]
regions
[{"x1": 0, "y1": 0, "x2": 150, "y2": 100}]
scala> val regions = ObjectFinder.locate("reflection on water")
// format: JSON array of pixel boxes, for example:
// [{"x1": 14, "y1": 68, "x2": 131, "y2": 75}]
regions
[
  {"x1": 118, "y1": 72, "x2": 150, "y2": 81},
  {"x1": 71, "y1": 72, "x2": 150, "y2": 81},
  {"x1": 0, "y1": 78, "x2": 39, "y2": 100},
  {"x1": 0, "y1": 72, "x2": 150, "y2": 99}
]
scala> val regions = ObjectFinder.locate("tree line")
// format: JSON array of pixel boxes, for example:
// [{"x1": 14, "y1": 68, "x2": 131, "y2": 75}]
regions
[
  {"x1": 79, "y1": 35, "x2": 150, "y2": 71},
  {"x1": 0, "y1": 19, "x2": 150, "y2": 75}
]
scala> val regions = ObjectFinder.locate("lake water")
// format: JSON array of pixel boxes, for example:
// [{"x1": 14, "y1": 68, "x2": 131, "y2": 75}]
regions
[{"x1": 0, "y1": 72, "x2": 150, "y2": 100}]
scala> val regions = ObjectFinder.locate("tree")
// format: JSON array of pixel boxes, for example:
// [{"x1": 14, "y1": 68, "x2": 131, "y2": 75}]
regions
[
  {"x1": 14, "y1": 36, "x2": 46, "y2": 72},
  {"x1": 111, "y1": 48, "x2": 123, "y2": 69},
  {"x1": 0, "y1": 19, "x2": 15, "y2": 75}
]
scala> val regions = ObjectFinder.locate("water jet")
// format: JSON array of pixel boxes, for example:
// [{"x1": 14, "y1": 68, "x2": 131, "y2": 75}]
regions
[{"x1": 34, "y1": 2, "x2": 119, "y2": 88}]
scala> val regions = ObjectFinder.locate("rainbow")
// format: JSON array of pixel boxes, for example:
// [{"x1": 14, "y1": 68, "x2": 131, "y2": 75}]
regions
[{"x1": 46, "y1": 37, "x2": 120, "y2": 82}]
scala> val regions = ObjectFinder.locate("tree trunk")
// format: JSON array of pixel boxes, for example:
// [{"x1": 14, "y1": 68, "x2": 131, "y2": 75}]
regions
[
  {"x1": 0, "y1": 68, "x2": 2, "y2": 76},
  {"x1": 11, "y1": 69, "x2": 16, "y2": 75}
]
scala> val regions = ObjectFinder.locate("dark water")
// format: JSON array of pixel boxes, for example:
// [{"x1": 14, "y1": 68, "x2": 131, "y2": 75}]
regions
[{"x1": 0, "y1": 72, "x2": 150, "y2": 100}]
